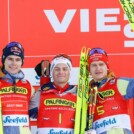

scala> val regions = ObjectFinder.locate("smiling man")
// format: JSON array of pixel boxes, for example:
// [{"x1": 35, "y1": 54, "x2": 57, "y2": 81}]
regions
[
  {"x1": 0, "y1": 41, "x2": 35, "y2": 134},
  {"x1": 29, "y1": 54, "x2": 77, "y2": 134}
]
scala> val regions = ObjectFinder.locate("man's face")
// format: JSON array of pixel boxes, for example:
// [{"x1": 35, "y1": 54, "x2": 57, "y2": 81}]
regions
[
  {"x1": 4, "y1": 55, "x2": 22, "y2": 74},
  {"x1": 52, "y1": 63, "x2": 70, "y2": 87},
  {"x1": 90, "y1": 60, "x2": 108, "y2": 82}
]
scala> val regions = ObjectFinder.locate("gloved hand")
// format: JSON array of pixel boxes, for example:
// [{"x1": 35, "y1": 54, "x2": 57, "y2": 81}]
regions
[
  {"x1": 85, "y1": 129, "x2": 97, "y2": 134},
  {"x1": 35, "y1": 60, "x2": 50, "y2": 77}
]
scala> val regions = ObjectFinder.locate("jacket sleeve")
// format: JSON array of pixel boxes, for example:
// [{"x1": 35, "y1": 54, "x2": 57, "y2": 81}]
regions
[
  {"x1": 117, "y1": 77, "x2": 134, "y2": 100},
  {"x1": 29, "y1": 89, "x2": 41, "y2": 118}
]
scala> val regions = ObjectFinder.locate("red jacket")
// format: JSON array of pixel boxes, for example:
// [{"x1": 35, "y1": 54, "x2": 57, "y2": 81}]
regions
[
  {"x1": 37, "y1": 82, "x2": 77, "y2": 134},
  {"x1": 0, "y1": 79, "x2": 31, "y2": 126}
]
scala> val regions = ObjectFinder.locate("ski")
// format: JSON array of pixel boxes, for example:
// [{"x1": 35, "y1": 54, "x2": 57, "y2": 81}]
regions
[
  {"x1": 119, "y1": 0, "x2": 134, "y2": 30},
  {"x1": 74, "y1": 47, "x2": 90, "y2": 134},
  {"x1": 80, "y1": 48, "x2": 90, "y2": 134},
  {"x1": 40, "y1": 60, "x2": 50, "y2": 86},
  {"x1": 0, "y1": 95, "x2": 3, "y2": 134},
  {"x1": 88, "y1": 86, "x2": 98, "y2": 129}
]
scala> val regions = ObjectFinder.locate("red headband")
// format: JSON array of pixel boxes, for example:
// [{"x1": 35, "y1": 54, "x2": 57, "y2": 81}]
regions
[{"x1": 88, "y1": 53, "x2": 109, "y2": 68}]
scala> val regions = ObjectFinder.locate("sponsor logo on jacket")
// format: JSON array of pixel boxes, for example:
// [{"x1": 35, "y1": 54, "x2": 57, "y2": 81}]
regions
[
  {"x1": 48, "y1": 129, "x2": 72, "y2": 134},
  {"x1": 44, "y1": 98, "x2": 76, "y2": 108},
  {"x1": 100, "y1": 89, "x2": 115, "y2": 98},
  {"x1": 0, "y1": 86, "x2": 28, "y2": 94},
  {"x1": 95, "y1": 118, "x2": 116, "y2": 129},
  {"x1": 3, "y1": 116, "x2": 28, "y2": 124}
]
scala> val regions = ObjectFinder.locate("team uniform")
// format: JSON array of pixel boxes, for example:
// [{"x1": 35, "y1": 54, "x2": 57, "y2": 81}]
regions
[
  {"x1": 92, "y1": 77, "x2": 134, "y2": 134},
  {"x1": 0, "y1": 70, "x2": 34, "y2": 134},
  {"x1": 30, "y1": 80, "x2": 77, "y2": 134}
]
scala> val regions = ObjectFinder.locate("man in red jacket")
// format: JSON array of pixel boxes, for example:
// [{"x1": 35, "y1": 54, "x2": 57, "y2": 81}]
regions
[
  {"x1": 88, "y1": 48, "x2": 133, "y2": 134},
  {"x1": 29, "y1": 54, "x2": 77, "y2": 134},
  {"x1": 0, "y1": 41, "x2": 35, "y2": 134}
]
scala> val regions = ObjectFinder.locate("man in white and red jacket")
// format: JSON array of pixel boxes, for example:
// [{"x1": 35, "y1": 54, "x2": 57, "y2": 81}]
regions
[
  {"x1": 88, "y1": 48, "x2": 134, "y2": 134},
  {"x1": 29, "y1": 54, "x2": 77, "y2": 134},
  {"x1": 0, "y1": 41, "x2": 35, "y2": 134}
]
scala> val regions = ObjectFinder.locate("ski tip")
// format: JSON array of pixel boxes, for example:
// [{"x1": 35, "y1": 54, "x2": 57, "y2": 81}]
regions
[
  {"x1": 86, "y1": 48, "x2": 91, "y2": 55},
  {"x1": 81, "y1": 47, "x2": 91, "y2": 53},
  {"x1": 81, "y1": 47, "x2": 86, "y2": 53}
]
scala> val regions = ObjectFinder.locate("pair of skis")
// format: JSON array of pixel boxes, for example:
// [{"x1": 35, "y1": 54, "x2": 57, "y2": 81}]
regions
[
  {"x1": 74, "y1": 47, "x2": 98, "y2": 134},
  {"x1": 74, "y1": 47, "x2": 90, "y2": 134},
  {"x1": 88, "y1": 86, "x2": 98, "y2": 130},
  {"x1": 35, "y1": 60, "x2": 50, "y2": 86}
]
